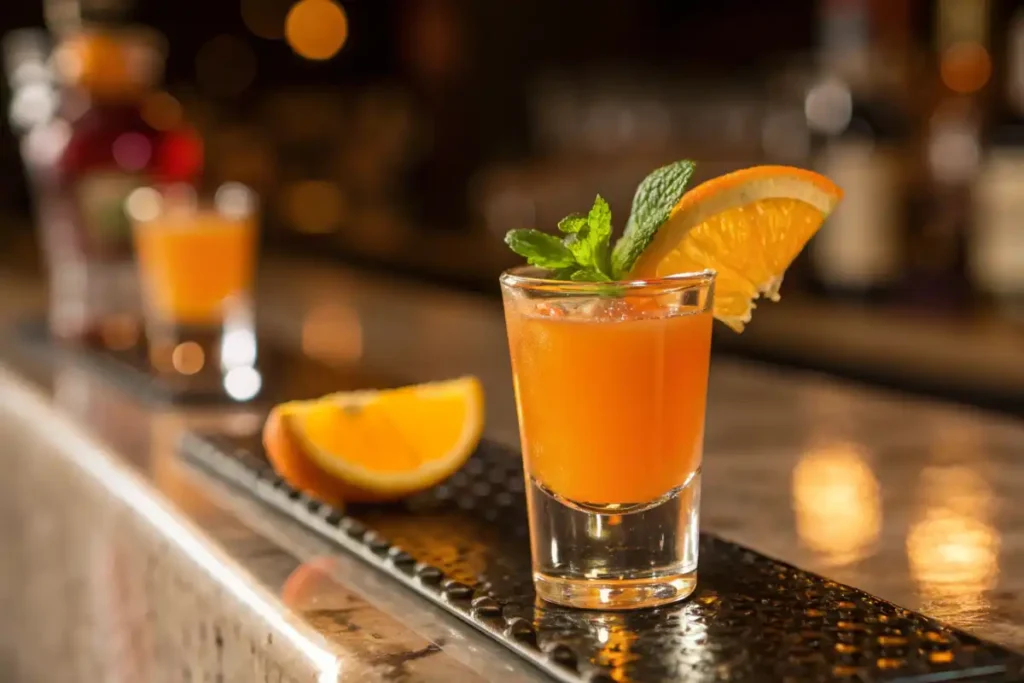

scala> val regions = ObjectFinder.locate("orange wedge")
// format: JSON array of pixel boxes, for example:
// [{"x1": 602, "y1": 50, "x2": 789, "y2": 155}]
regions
[
  {"x1": 263, "y1": 377, "x2": 484, "y2": 504},
  {"x1": 630, "y1": 166, "x2": 842, "y2": 331}
]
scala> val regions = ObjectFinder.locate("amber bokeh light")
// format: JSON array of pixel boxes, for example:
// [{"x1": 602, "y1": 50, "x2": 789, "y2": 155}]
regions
[{"x1": 285, "y1": 0, "x2": 349, "y2": 61}]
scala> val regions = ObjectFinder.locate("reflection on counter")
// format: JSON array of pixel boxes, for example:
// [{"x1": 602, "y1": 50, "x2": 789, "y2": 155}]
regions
[
  {"x1": 281, "y1": 556, "x2": 340, "y2": 613},
  {"x1": 588, "y1": 613, "x2": 640, "y2": 675},
  {"x1": 300, "y1": 302, "x2": 363, "y2": 366},
  {"x1": 908, "y1": 422, "x2": 1001, "y2": 615},
  {"x1": 792, "y1": 441, "x2": 882, "y2": 568}
]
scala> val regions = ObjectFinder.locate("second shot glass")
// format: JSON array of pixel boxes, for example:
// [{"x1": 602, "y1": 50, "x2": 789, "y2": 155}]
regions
[{"x1": 128, "y1": 182, "x2": 261, "y2": 400}]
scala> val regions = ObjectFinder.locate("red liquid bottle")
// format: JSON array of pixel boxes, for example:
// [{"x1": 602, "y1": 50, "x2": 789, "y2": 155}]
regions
[{"x1": 42, "y1": 27, "x2": 202, "y2": 345}]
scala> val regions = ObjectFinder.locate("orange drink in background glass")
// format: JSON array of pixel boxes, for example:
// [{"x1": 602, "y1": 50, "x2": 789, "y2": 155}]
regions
[
  {"x1": 128, "y1": 183, "x2": 262, "y2": 400},
  {"x1": 501, "y1": 267, "x2": 714, "y2": 610},
  {"x1": 133, "y1": 211, "x2": 255, "y2": 326}
]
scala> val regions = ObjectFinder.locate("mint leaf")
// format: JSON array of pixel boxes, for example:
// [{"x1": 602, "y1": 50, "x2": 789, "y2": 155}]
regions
[
  {"x1": 563, "y1": 228, "x2": 593, "y2": 268},
  {"x1": 586, "y1": 195, "x2": 613, "y2": 278},
  {"x1": 587, "y1": 195, "x2": 612, "y2": 244},
  {"x1": 504, "y1": 230, "x2": 576, "y2": 269},
  {"x1": 557, "y1": 214, "x2": 587, "y2": 234},
  {"x1": 611, "y1": 160, "x2": 695, "y2": 278},
  {"x1": 564, "y1": 195, "x2": 614, "y2": 278},
  {"x1": 504, "y1": 195, "x2": 617, "y2": 280},
  {"x1": 569, "y1": 268, "x2": 610, "y2": 282},
  {"x1": 550, "y1": 266, "x2": 580, "y2": 280}
]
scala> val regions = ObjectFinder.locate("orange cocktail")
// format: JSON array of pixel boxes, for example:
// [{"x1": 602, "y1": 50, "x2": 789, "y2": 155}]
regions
[
  {"x1": 133, "y1": 208, "x2": 255, "y2": 325},
  {"x1": 129, "y1": 183, "x2": 262, "y2": 397},
  {"x1": 500, "y1": 267, "x2": 714, "y2": 610},
  {"x1": 507, "y1": 303, "x2": 711, "y2": 505}
]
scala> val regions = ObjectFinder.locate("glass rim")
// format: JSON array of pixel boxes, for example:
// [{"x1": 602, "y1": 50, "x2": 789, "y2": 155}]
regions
[
  {"x1": 499, "y1": 265, "x2": 715, "y2": 294},
  {"x1": 127, "y1": 182, "x2": 259, "y2": 225}
]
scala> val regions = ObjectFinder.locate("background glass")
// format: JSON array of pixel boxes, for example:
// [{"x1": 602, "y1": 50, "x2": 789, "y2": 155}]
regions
[{"x1": 129, "y1": 181, "x2": 261, "y2": 400}]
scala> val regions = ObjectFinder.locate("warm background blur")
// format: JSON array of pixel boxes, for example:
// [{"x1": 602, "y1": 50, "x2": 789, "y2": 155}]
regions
[{"x1": 3, "y1": 0, "x2": 1024, "y2": 411}]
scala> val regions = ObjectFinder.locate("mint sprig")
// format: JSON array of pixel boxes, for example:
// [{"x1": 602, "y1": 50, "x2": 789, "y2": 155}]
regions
[
  {"x1": 611, "y1": 160, "x2": 695, "y2": 277},
  {"x1": 504, "y1": 195, "x2": 615, "y2": 282},
  {"x1": 504, "y1": 161, "x2": 697, "y2": 281},
  {"x1": 503, "y1": 230, "x2": 576, "y2": 269}
]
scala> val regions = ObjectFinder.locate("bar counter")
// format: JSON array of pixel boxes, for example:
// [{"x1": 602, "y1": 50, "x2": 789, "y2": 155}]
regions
[{"x1": 2, "y1": 260, "x2": 1024, "y2": 681}]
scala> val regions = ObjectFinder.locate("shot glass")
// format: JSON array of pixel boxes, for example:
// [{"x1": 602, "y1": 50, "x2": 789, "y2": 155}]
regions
[
  {"x1": 500, "y1": 267, "x2": 715, "y2": 609},
  {"x1": 128, "y1": 182, "x2": 261, "y2": 400}
]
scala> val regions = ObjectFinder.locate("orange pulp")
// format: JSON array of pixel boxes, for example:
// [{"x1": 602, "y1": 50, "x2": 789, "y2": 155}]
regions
[
  {"x1": 134, "y1": 211, "x2": 256, "y2": 325},
  {"x1": 504, "y1": 301, "x2": 712, "y2": 505}
]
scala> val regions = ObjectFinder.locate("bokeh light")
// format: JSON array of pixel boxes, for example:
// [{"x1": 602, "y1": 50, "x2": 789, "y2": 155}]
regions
[
  {"x1": 285, "y1": 0, "x2": 349, "y2": 61},
  {"x1": 940, "y1": 42, "x2": 992, "y2": 94},
  {"x1": 792, "y1": 441, "x2": 882, "y2": 567},
  {"x1": 215, "y1": 182, "x2": 258, "y2": 221},
  {"x1": 98, "y1": 315, "x2": 140, "y2": 351},
  {"x1": 125, "y1": 186, "x2": 163, "y2": 223},
  {"x1": 195, "y1": 35, "x2": 257, "y2": 97},
  {"x1": 301, "y1": 302, "x2": 363, "y2": 364},
  {"x1": 224, "y1": 366, "x2": 262, "y2": 401},
  {"x1": 804, "y1": 78, "x2": 853, "y2": 136},
  {"x1": 281, "y1": 180, "x2": 346, "y2": 234},
  {"x1": 112, "y1": 132, "x2": 152, "y2": 171},
  {"x1": 9, "y1": 83, "x2": 58, "y2": 131},
  {"x1": 171, "y1": 341, "x2": 205, "y2": 375},
  {"x1": 141, "y1": 91, "x2": 183, "y2": 131},
  {"x1": 241, "y1": 0, "x2": 291, "y2": 40}
]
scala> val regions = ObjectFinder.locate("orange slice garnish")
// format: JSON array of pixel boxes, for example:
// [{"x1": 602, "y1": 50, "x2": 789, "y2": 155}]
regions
[
  {"x1": 630, "y1": 165, "x2": 842, "y2": 331},
  {"x1": 264, "y1": 377, "x2": 484, "y2": 503}
]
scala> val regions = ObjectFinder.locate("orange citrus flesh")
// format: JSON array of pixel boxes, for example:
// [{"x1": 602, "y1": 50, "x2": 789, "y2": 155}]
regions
[
  {"x1": 505, "y1": 305, "x2": 712, "y2": 505},
  {"x1": 263, "y1": 377, "x2": 484, "y2": 504},
  {"x1": 630, "y1": 166, "x2": 843, "y2": 331}
]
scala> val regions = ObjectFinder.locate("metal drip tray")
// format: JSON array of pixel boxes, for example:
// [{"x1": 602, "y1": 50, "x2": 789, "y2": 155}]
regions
[{"x1": 180, "y1": 431, "x2": 1024, "y2": 683}]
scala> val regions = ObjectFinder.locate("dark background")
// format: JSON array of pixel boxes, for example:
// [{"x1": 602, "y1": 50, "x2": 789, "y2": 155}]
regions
[{"x1": 6, "y1": 0, "x2": 1024, "y2": 413}]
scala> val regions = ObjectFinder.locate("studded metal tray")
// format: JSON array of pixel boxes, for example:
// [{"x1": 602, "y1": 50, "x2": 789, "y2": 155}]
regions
[
  {"x1": 180, "y1": 431, "x2": 1024, "y2": 683},
  {"x1": 12, "y1": 318, "x2": 392, "y2": 405}
]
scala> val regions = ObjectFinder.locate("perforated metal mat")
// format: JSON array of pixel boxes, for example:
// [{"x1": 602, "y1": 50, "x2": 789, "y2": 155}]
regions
[{"x1": 180, "y1": 432, "x2": 1024, "y2": 683}]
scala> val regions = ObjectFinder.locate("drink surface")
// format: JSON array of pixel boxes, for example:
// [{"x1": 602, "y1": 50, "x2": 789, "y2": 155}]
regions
[
  {"x1": 133, "y1": 213, "x2": 256, "y2": 325},
  {"x1": 505, "y1": 298, "x2": 712, "y2": 506}
]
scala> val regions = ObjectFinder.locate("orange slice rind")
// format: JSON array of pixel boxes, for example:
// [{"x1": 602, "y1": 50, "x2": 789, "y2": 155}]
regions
[
  {"x1": 263, "y1": 376, "x2": 484, "y2": 503},
  {"x1": 630, "y1": 165, "x2": 842, "y2": 331}
]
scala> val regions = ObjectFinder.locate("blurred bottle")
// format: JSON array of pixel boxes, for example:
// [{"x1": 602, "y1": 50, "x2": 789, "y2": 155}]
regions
[
  {"x1": 44, "y1": 0, "x2": 134, "y2": 35},
  {"x1": 2, "y1": 30, "x2": 62, "y2": 221},
  {"x1": 971, "y1": 2, "x2": 1024, "y2": 316},
  {"x1": 40, "y1": 26, "x2": 202, "y2": 345},
  {"x1": 903, "y1": 0, "x2": 991, "y2": 311},
  {"x1": 805, "y1": 0, "x2": 912, "y2": 302}
]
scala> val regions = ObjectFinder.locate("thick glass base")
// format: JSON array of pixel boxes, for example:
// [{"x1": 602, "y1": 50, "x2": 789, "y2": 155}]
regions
[
  {"x1": 526, "y1": 469, "x2": 701, "y2": 610},
  {"x1": 534, "y1": 570, "x2": 697, "y2": 610},
  {"x1": 144, "y1": 318, "x2": 261, "y2": 401}
]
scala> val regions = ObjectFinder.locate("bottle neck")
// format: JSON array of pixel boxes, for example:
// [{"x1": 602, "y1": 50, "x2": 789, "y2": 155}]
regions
[{"x1": 54, "y1": 27, "x2": 165, "y2": 108}]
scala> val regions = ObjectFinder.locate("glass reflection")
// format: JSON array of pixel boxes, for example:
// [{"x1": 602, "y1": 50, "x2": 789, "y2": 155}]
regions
[
  {"x1": 223, "y1": 366, "x2": 262, "y2": 402},
  {"x1": 281, "y1": 556, "x2": 341, "y2": 612},
  {"x1": 587, "y1": 613, "x2": 639, "y2": 679},
  {"x1": 171, "y1": 340, "x2": 205, "y2": 375},
  {"x1": 792, "y1": 441, "x2": 882, "y2": 567},
  {"x1": 221, "y1": 326, "x2": 258, "y2": 369}
]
